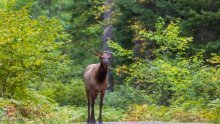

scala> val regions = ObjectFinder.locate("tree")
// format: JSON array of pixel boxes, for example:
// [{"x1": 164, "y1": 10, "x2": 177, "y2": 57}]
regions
[
  {"x1": 103, "y1": 0, "x2": 114, "y2": 91},
  {"x1": 0, "y1": 6, "x2": 67, "y2": 98}
]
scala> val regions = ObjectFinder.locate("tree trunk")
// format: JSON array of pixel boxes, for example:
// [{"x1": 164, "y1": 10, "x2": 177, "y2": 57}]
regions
[{"x1": 103, "y1": 0, "x2": 114, "y2": 92}]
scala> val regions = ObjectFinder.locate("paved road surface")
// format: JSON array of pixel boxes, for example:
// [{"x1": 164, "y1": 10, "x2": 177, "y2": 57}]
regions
[
  {"x1": 77, "y1": 122, "x2": 205, "y2": 124},
  {"x1": 103, "y1": 122, "x2": 204, "y2": 124}
]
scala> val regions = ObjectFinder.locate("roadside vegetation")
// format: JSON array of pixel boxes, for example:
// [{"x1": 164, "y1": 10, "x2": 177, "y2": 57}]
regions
[{"x1": 0, "y1": 0, "x2": 219, "y2": 123}]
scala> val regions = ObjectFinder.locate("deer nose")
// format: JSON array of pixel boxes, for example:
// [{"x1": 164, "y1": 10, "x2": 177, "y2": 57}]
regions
[{"x1": 102, "y1": 59, "x2": 109, "y2": 63}]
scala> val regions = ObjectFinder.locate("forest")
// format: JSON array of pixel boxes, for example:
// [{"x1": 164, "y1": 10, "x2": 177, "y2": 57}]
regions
[{"x1": 0, "y1": 0, "x2": 219, "y2": 123}]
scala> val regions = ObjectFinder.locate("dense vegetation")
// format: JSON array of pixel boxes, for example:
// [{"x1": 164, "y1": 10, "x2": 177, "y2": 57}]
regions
[{"x1": 0, "y1": 0, "x2": 219, "y2": 123}]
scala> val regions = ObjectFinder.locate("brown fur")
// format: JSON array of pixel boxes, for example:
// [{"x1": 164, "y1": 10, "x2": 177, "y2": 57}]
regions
[
  {"x1": 84, "y1": 63, "x2": 108, "y2": 93},
  {"x1": 83, "y1": 52, "x2": 111, "y2": 124}
]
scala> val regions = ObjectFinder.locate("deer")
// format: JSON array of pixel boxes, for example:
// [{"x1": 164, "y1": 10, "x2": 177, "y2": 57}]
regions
[{"x1": 83, "y1": 50, "x2": 111, "y2": 124}]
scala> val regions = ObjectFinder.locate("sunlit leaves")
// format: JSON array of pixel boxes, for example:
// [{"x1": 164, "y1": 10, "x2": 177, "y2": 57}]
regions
[
  {"x1": 110, "y1": 16, "x2": 219, "y2": 109},
  {"x1": 207, "y1": 53, "x2": 220, "y2": 64},
  {"x1": 108, "y1": 41, "x2": 134, "y2": 59},
  {"x1": 0, "y1": 7, "x2": 68, "y2": 98},
  {"x1": 139, "y1": 17, "x2": 193, "y2": 56}
]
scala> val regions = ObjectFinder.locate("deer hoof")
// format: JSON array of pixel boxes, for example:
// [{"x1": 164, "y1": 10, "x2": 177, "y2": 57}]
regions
[
  {"x1": 91, "y1": 119, "x2": 96, "y2": 124},
  {"x1": 87, "y1": 119, "x2": 91, "y2": 124}
]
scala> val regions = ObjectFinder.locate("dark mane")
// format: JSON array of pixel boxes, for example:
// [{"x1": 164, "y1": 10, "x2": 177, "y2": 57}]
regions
[{"x1": 96, "y1": 63, "x2": 108, "y2": 82}]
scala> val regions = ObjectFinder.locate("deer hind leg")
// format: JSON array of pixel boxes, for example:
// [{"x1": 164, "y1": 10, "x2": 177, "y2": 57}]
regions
[
  {"x1": 86, "y1": 89, "x2": 91, "y2": 123},
  {"x1": 99, "y1": 90, "x2": 105, "y2": 124}
]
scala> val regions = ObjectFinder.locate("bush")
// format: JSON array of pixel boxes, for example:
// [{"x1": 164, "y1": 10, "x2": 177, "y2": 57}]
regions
[
  {"x1": 0, "y1": 91, "x2": 57, "y2": 123},
  {"x1": 124, "y1": 104, "x2": 220, "y2": 122},
  {"x1": 0, "y1": 96, "x2": 127, "y2": 123},
  {"x1": 40, "y1": 78, "x2": 87, "y2": 106},
  {"x1": 123, "y1": 57, "x2": 220, "y2": 108},
  {"x1": 0, "y1": 6, "x2": 68, "y2": 98},
  {"x1": 104, "y1": 85, "x2": 153, "y2": 109},
  {"x1": 109, "y1": 17, "x2": 220, "y2": 116}
]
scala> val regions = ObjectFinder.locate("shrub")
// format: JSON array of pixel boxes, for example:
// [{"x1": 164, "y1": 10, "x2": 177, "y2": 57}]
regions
[
  {"x1": 0, "y1": 97, "x2": 127, "y2": 123},
  {"x1": 40, "y1": 78, "x2": 87, "y2": 106},
  {"x1": 0, "y1": 6, "x2": 68, "y2": 98},
  {"x1": 109, "y1": 17, "x2": 220, "y2": 114},
  {"x1": 0, "y1": 90, "x2": 57, "y2": 123},
  {"x1": 124, "y1": 104, "x2": 220, "y2": 122},
  {"x1": 104, "y1": 85, "x2": 153, "y2": 109}
]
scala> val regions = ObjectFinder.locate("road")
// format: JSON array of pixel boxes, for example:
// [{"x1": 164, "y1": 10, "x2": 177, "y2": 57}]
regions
[
  {"x1": 103, "y1": 122, "x2": 204, "y2": 124},
  {"x1": 77, "y1": 122, "x2": 205, "y2": 124}
]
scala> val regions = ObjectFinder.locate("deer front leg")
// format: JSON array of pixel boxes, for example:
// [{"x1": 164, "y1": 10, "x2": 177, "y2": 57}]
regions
[
  {"x1": 99, "y1": 91, "x2": 105, "y2": 124},
  {"x1": 91, "y1": 93, "x2": 96, "y2": 124},
  {"x1": 86, "y1": 90, "x2": 91, "y2": 123}
]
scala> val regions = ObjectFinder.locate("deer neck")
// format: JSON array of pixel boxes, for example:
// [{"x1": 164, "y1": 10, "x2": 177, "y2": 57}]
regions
[{"x1": 96, "y1": 63, "x2": 108, "y2": 83}]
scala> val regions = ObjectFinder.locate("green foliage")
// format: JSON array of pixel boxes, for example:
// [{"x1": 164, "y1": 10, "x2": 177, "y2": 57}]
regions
[
  {"x1": 0, "y1": 97, "x2": 126, "y2": 123},
  {"x1": 113, "y1": 0, "x2": 158, "y2": 49},
  {"x1": 124, "y1": 104, "x2": 220, "y2": 122},
  {"x1": 0, "y1": 0, "x2": 7, "y2": 9},
  {"x1": 0, "y1": 91, "x2": 57, "y2": 123},
  {"x1": 139, "y1": 17, "x2": 193, "y2": 56},
  {"x1": 0, "y1": 0, "x2": 219, "y2": 123},
  {"x1": 110, "y1": 9, "x2": 220, "y2": 121},
  {"x1": 28, "y1": 0, "x2": 105, "y2": 81},
  {"x1": 113, "y1": 0, "x2": 220, "y2": 59},
  {"x1": 124, "y1": 104, "x2": 171, "y2": 122},
  {"x1": 110, "y1": 18, "x2": 220, "y2": 110},
  {"x1": 0, "y1": 7, "x2": 68, "y2": 98},
  {"x1": 108, "y1": 41, "x2": 134, "y2": 59},
  {"x1": 104, "y1": 85, "x2": 153, "y2": 109},
  {"x1": 207, "y1": 53, "x2": 220, "y2": 64},
  {"x1": 40, "y1": 78, "x2": 86, "y2": 106},
  {"x1": 115, "y1": 47, "x2": 220, "y2": 108}
]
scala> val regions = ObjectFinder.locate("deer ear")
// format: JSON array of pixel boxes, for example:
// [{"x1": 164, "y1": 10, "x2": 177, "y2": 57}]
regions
[{"x1": 94, "y1": 50, "x2": 101, "y2": 57}]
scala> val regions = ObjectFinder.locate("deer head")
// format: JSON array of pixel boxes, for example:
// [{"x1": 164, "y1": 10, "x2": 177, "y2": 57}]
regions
[{"x1": 94, "y1": 50, "x2": 111, "y2": 64}]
